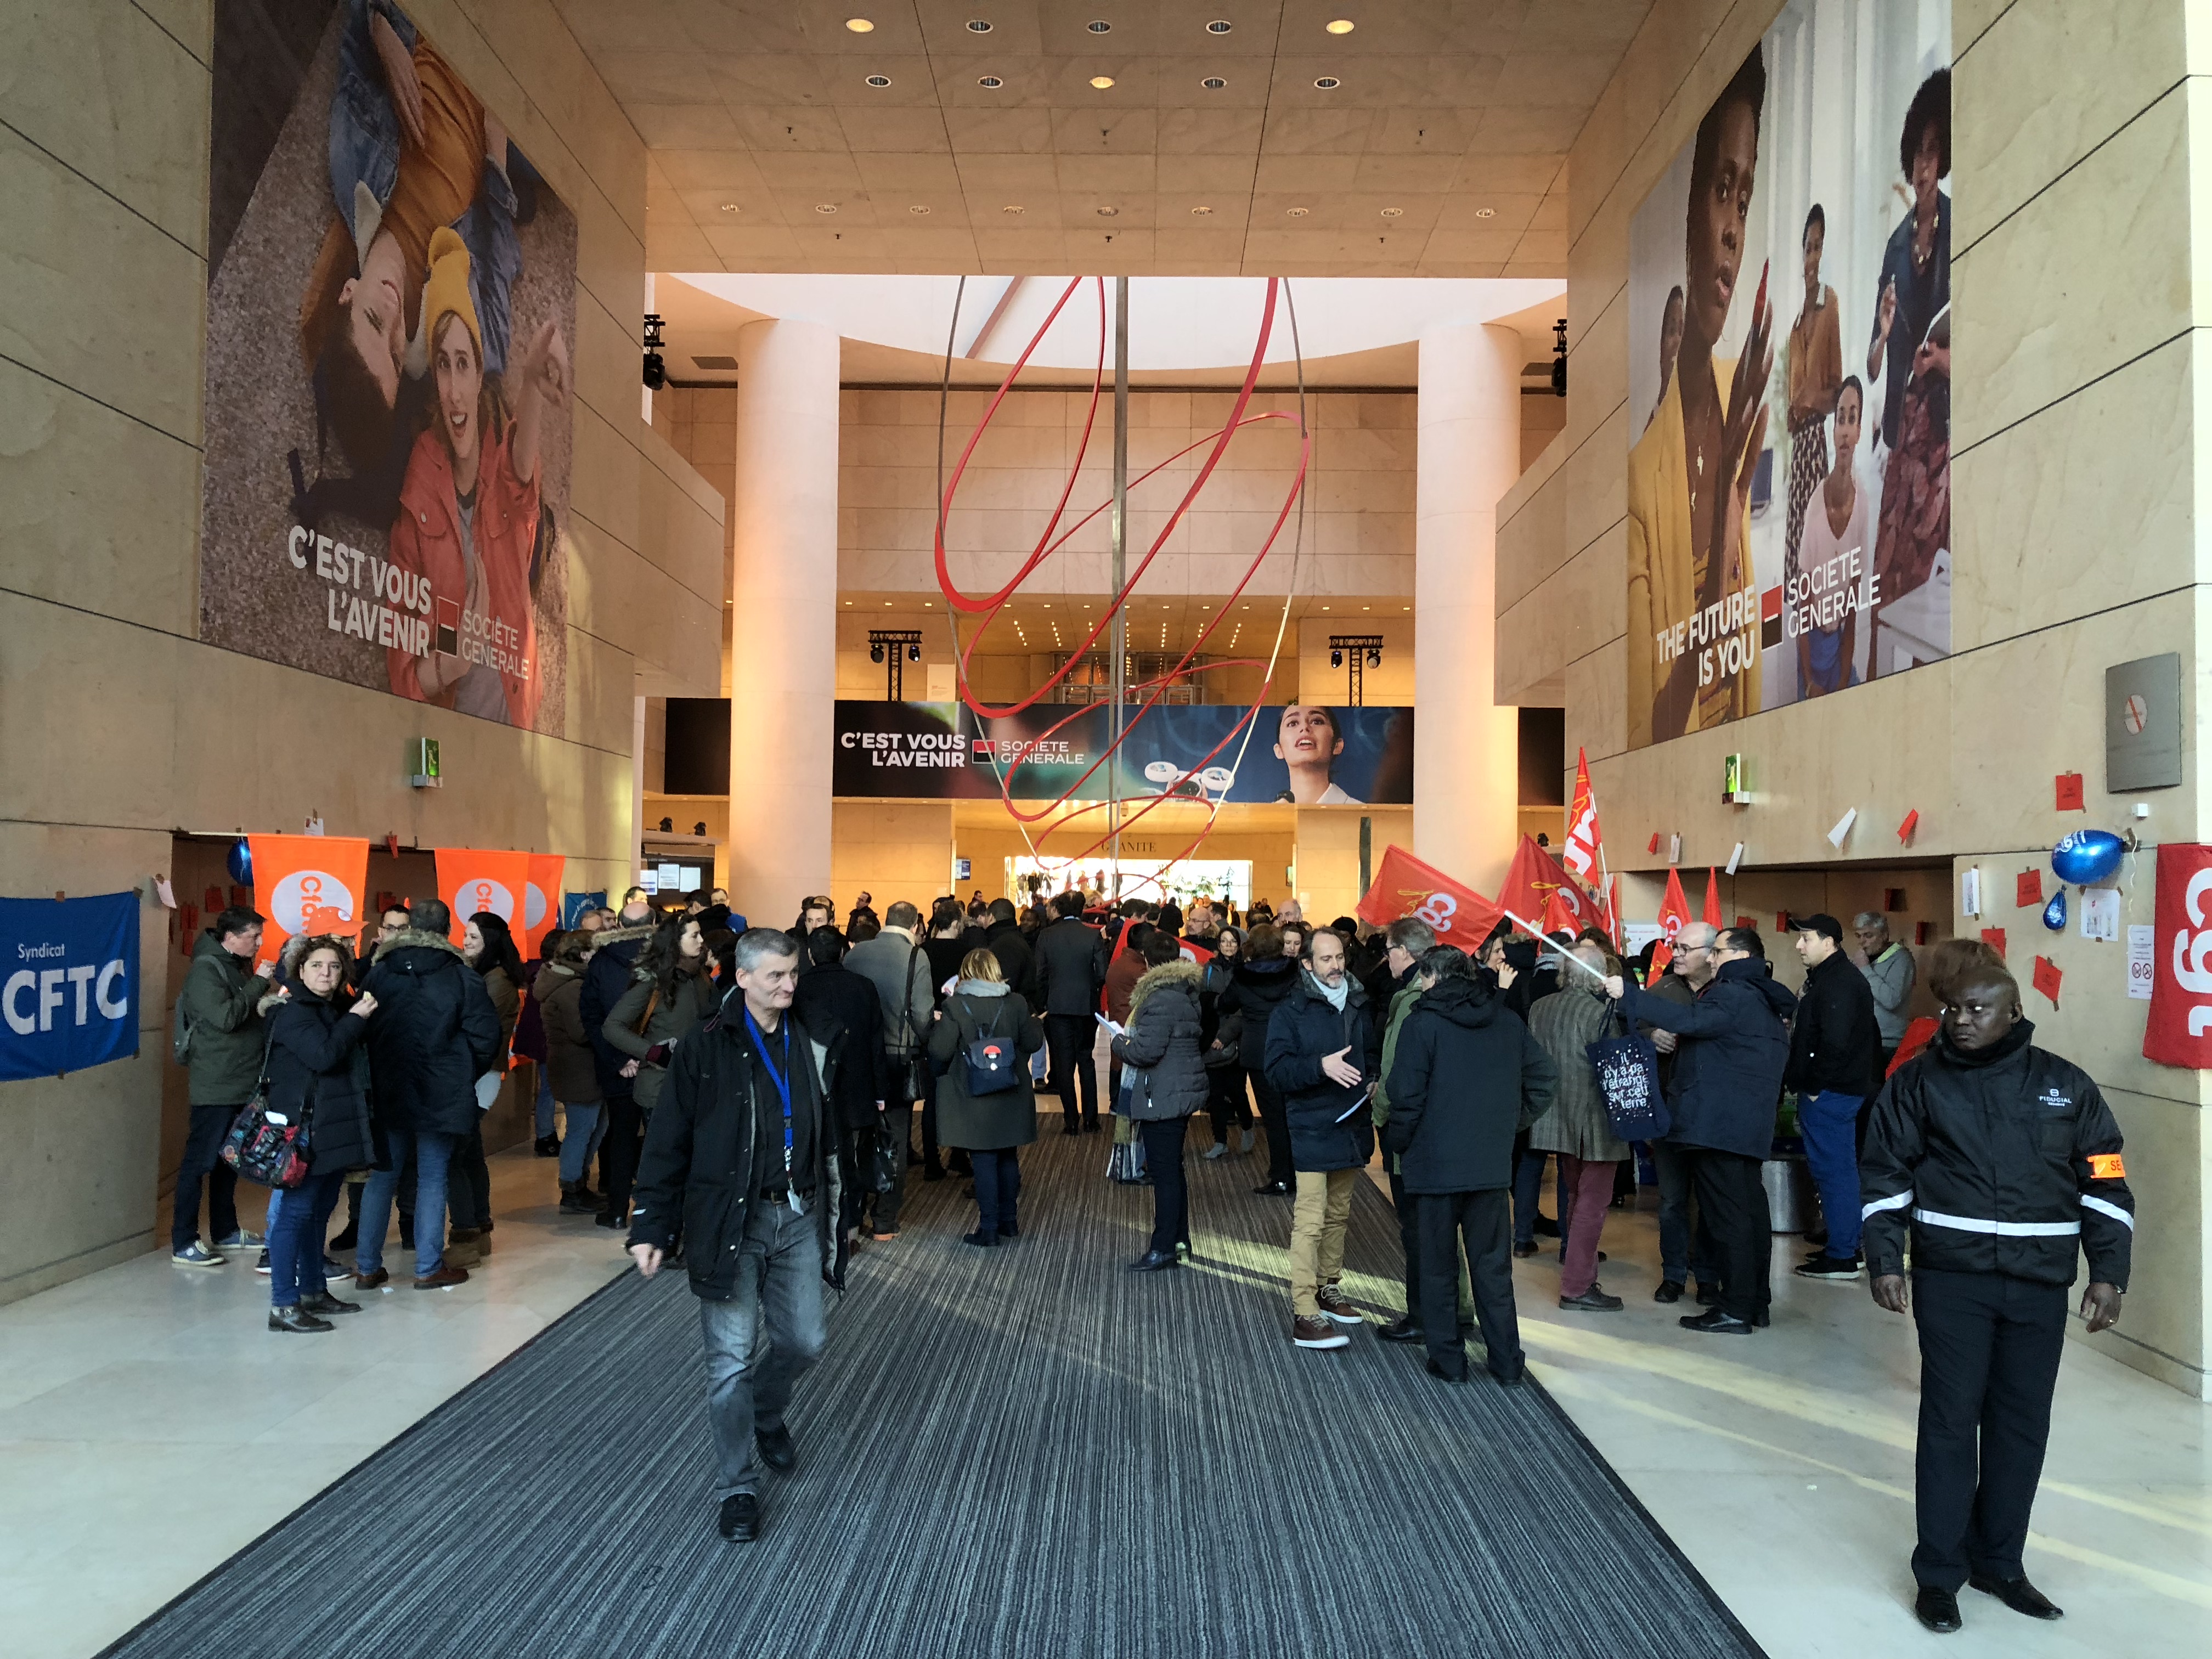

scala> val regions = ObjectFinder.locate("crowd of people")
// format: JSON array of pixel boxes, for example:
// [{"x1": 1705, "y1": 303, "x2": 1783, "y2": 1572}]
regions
[{"x1": 167, "y1": 879, "x2": 2135, "y2": 1632}]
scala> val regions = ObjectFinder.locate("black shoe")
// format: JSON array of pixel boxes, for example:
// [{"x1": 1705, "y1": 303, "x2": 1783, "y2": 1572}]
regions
[
  {"x1": 999, "y1": 1219, "x2": 1019, "y2": 1239},
  {"x1": 1678, "y1": 1308, "x2": 1755, "y2": 1335},
  {"x1": 962, "y1": 1228, "x2": 997, "y2": 1248},
  {"x1": 1125, "y1": 1248, "x2": 1179, "y2": 1273},
  {"x1": 947, "y1": 1154, "x2": 973, "y2": 1176},
  {"x1": 534, "y1": 1135, "x2": 561, "y2": 1158},
  {"x1": 1796, "y1": 1255, "x2": 1864, "y2": 1281},
  {"x1": 1081, "y1": 1119, "x2": 1101, "y2": 1135},
  {"x1": 717, "y1": 1492, "x2": 760, "y2": 1542},
  {"x1": 1559, "y1": 1286, "x2": 1624, "y2": 1311},
  {"x1": 1694, "y1": 1283, "x2": 1722, "y2": 1307},
  {"x1": 1376, "y1": 1314, "x2": 1424, "y2": 1344},
  {"x1": 268, "y1": 1305, "x2": 334, "y2": 1334},
  {"x1": 593, "y1": 1210, "x2": 624, "y2": 1230},
  {"x1": 1489, "y1": 1364, "x2": 1526, "y2": 1386},
  {"x1": 560, "y1": 1188, "x2": 596, "y2": 1214},
  {"x1": 1968, "y1": 1573, "x2": 2062, "y2": 1620},
  {"x1": 1251, "y1": 1180, "x2": 1291, "y2": 1196},
  {"x1": 1512, "y1": 1240, "x2": 1539, "y2": 1258},
  {"x1": 1424, "y1": 1357, "x2": 1468, "y2": 1384},
  {"x1": 1062, "y1": 1121, "x2": 1081, "y2": 1137},
  {"x1": 755, "y1": 1423, "x2": 795, "y2": 1473},
  {"x1": 299, "y1": 1291, "x2": 363, "y2": 1316},
  {"x1": 1914, "y1": 1586, "x2": 1962, "y2": 1633},
  {"x1": 1654, "y1": 1279, "x2": 1685, "y2": 1304},
  {"x1": 1531, "y1": 1214, "x2": 1560, "y2": 1237},
  {"x1": 922, "y1": 1162, "x2": 947, "y2": 1183},
  {"x1": 328, "y1": 1225, "x2": 358, "y2": 1252}
]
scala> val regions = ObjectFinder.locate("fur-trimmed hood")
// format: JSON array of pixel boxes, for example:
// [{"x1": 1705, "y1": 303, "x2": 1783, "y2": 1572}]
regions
[
  {"x1": 371, "y1": 927, "x2": 466, "y2": 964},
  {"x1": 1127, "y1": 956, "x2": 1201, "y2": 1020},
  {"x1": 591, "y1": 921, "x2": 658, "y2": 954}
]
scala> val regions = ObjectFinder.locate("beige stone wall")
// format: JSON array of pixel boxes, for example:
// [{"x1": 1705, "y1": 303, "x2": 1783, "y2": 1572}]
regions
[
  {"x1": 0, "y1": 0, "x2": 720, "y2": 1302},
  {"x1": 1497, "y1": 0, "x2": 2211, "y2": 1394}
]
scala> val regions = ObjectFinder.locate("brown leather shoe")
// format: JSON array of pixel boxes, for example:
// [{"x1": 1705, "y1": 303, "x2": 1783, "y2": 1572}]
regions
[
  {"x1": 354, "y1": 1268, "x2": 390, "y2": 1290},
  {"x1": 1314, "y1": 1284, "x2": 1363, "y2": 1327},
  {"x1": 1291, "y1": 1314, "x2": 1349, "y2": 1350},
  {"x1": 412, "y1": 1265, "x2": 470, "y2": 1289}
]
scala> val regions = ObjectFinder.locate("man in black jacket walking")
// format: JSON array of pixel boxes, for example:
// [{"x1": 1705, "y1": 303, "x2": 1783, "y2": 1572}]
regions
[
  {"x1": 1861, "y1": 964, "x2": 2131, "y2": 1634},
  {"x1": 1608, "y1": 928, "x2": 1797, "y2": 1334},
  {"x1": 792, "y1": 927, "x2": 887, "y2": 1248},
  {"x1": 1384, "y1": 947, "x2": 1558, "y2": 1384},
  {"x1": 1785, "y1": 913, "x2": 1883, "y2": 1280},
  {"x1": 981, "y1": 898, "x2": 1035, "y2": 1000},
  {"x1": 630, "y1": 929, "x2": 847, "y2": 1545},
  {"x1": 1032, "y1": 891, "x2": 1108, "y2": 1134},
  {"x1": 580, "y1": 896, "x2": 657, "y2": 1228}
]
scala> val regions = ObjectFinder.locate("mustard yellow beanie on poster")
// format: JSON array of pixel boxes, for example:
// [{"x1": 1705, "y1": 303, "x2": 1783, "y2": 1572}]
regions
[{"x1": 420, "y1": 226, "x2": 481, "y2": 360}]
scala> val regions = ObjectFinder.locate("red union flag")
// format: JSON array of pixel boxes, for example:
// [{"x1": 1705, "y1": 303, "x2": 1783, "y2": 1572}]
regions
[
  {"x1": 1651, "y1": 867, "x2": 1694, "y2": 972},
  {"x1": 1502, "y1": 835, "x2": 1597, "y2": 935},
  {"x1": 2145, "y1": 843, "x2": 2212, "y2": 1067},
  {"x1": 1561, "y1": 747, "x2": 1604, "y2": 883},
  {"x1": 1356, "y1": 845, "x2": 1504, "y2": 951}
]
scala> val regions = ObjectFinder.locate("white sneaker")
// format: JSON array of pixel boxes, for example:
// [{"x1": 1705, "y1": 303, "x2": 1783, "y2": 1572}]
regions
[{"x1": 1203, "y1": 1141, "x2": 1228, "y2": 1160}]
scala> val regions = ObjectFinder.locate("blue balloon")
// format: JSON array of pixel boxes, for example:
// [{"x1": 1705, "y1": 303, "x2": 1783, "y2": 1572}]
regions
[
  {"x1": 2051, "y1": 829, "x2": 2125, "y2": 887},
  {"x1": 225, "y1": 837, "x2": 253, "y2": 888},
  {"x1": 2042, "y1": 889, "x2": 2068, "y2": 932}
]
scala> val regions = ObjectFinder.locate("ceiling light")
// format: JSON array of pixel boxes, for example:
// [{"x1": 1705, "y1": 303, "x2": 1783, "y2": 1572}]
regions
[
  {"x1": 815, "y1": 202, "x2": 839, "y2": 213},
  {"x1": 978, "y1": 75, "x2": 1003, "y2": 87},
  {"x1": 1086, "y1": 19, "x2": 1111, "y2": 31},
  {"x1": 883, "y1": 600, "x2": 893, "y2": 606},
  {"x1": 1095, "y1": 205, "x2": 1119, "y2": 217},
  {"x1": 1325, "y1": 18, "x2": 1355, "y2": 33},
  {"x1": 966, "y1": 18, "x2": 992, "y2": 31},
  {"x1": 865, "y1": 74, "x2": 891, "y2": 87},
  {"x1": 1313, "y1": 76, "x2": 1341, "y2": 89},
  {"x1": 1201, "y1": 76, "x2": 1226, "y2": 89},
  {"x1": 1380, "y1": 207, "x2": 1403, "y2": 218},
  {"x1": 1322, "y1": 605, "x2": 1331, "y2": 611},
  {"x1": 909, "y1": 204, "x2": 931, "y2": 214},
  {"x1": 1402, "y1": 605, "x2": 1411, "y2": 610},
  {"x1": 1206, "y1": 19, "x2": 1232, "y2": 33},
  {"x1": 719, "y1": 202, "x2": 741, "y2": 213},
  {"x1": 1002, "y1": 204, "x2": 1025, "y2": 214},
  {"x1": 1474, "y1": 206, "x2": 1497, "y2": 218},
  {"x1": 1285, "y1": 206, "x2": 1310, "y2": 217},
  {"x1": 1190, "y1": 205, "x2": 1214, "y2": 216},
  {"x1": 1090, "y1": 75, "x2": 1115, "y2": 88},
  {"x1": 845, "y1": 16, "x2": 874, "y2": 31}
]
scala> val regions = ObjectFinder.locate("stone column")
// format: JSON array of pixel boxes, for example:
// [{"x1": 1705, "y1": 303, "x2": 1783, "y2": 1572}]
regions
[
  {"x1": 728, "y1": 317, "x2": 839, "y2": 926},
  {"x1": 1413, "y1": 322, "x2": 1522, "y2": 896}
]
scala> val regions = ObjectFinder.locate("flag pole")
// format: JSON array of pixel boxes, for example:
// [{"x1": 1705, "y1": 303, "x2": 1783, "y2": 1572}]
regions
[{"x1": 1500, "y1": 909, "x2": 1610, "y2": 983}]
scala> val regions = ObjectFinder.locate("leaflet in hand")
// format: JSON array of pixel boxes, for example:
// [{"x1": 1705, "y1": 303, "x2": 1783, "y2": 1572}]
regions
[{"x1": 1095, "y1": 1013, "x2": 1125, "y2": 1038}]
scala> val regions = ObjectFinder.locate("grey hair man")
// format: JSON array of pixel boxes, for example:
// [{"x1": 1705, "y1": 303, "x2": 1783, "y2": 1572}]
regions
[{"x1": 1853, "y1": 911, "x2": 1918, "y2": 1075}]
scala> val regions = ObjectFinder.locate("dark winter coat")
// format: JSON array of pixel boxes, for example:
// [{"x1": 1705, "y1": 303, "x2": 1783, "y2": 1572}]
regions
[
  {"x1": 180, "y1": 930, "x2": 279, "y2": 1105},
  {"x1": 604, "y1": 962, "x2": 721, "y2": 1113},
  {"x1": 1383, "y1": 976, "x2": 1559, "y2": 1193},
  {"x1": 1263, "y1": 971, "x2": 1383, "y2": 1172},
  {"x1": 1032, "y1": 915, "x2": 1108, "y2": 1018},
  {"x1": 793, "y1": 958, "x2": 892, "y2": 1129},
  {"x1": 1861, "y1": 1020, "x2": 2134, "y2": 1290},
  {"x1": 928, "y1": 979, "x2": 1043, "y2": 1150},
  {"x1": 1221, "y1": 956, "x2": 1298, "y2": 1076},
  {"x1": 1110, "y1": 960, "x2": 1207, "y2": 1121},
  {"x1": 535, "y1": 963, "x2": 601, "y2": 1104},
  {"x1": 1617, "y1": 957, "x2": 1798, "y2": 1161},
  {"x1": 629, "y1": 1004, "x2": 848, "y2": 1299},
  {"x1": 579, "y1": 922, "x2": 654, "y2": 1096},
  {"x1": 984, "y1": 918, "x2": 1036, "y2": 1001},
  {"x1": 511, "y1": 958, "x2": 549, "y2": 1063},
  {"x1": 360, "y1": 929, "x2": 503, "y2": 1140},
  {"x1": 1784, "y1": 949, "x2": 1884, "y2": 1098},
  {"x1": 263, "y1": 980, "x2": 377, "y2": 1175}
]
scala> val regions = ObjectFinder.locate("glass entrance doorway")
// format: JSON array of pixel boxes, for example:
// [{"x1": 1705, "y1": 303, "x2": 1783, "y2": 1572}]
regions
[{"x1": 1007, "y1": 856, "x2": 1251, "y2": 911}]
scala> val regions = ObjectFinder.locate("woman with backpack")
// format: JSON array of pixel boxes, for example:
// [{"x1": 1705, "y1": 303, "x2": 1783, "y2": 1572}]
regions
[
  {"x1": 927, "y1": 948, "x2": 1042, "y2": 1248},
  {"x1": 603, "y1": 915, "x2": 721, "y2": 1115},
  {"x1": 1113, "y1": 931, "x2": 1210, "y2": 1272}
]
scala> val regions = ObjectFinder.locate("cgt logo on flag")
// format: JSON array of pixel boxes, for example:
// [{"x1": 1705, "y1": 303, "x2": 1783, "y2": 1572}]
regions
[
  {"x1": 1561, "y1": 747, "x2": 1604, "y2": 884},
  {"x1": 2145, "y1": 843, "x2": 2212, "y2": 1066}
]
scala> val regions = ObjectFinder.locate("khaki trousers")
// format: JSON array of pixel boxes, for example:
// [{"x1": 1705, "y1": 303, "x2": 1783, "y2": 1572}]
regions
[{"x1": 1289, "y1": 1167, "x2": 1358, "y2": 1316}]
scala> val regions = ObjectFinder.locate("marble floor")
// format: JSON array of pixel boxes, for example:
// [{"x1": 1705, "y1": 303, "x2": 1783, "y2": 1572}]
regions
[{"x1": 3, "y1": 1138, "x2": 2205, "y2": 1659}]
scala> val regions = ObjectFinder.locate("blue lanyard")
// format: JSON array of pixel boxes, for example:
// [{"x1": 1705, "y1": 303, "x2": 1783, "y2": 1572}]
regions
[{"x1": 745, "y1": 1009, "x2": 793, "y2": 1175}]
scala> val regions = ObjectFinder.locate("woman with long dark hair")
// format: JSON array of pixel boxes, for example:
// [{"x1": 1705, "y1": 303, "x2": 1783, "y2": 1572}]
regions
[
  {"x1": 449, "y1": 910, "x2": 523, "y2": 1263},
  {"x1": 603, "y1": 914, "x2": 720, "y2": 1116},
  {"x1": 1199, "y1": 926, "x2": 1251, "y2": 1160}
]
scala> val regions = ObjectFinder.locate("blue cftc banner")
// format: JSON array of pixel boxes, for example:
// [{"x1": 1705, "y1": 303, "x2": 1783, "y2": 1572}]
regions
[
  {"x1": 561, "y1": 891, "x2": 607, "y2": 928},
  {"x1": 0, "y1": 893, "x2": 140, "y2": 1081}
]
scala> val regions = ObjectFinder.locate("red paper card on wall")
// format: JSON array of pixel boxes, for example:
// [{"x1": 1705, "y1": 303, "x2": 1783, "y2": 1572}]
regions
[
  {"x1": 2055, "y1": 774, "x2": 2085, "y2": 811},
  {"x1": 2032, "y1": 955, "x2": 2062, "y2": 1005},
  {"x1": 1647, "y1": 832, "x2": 1661, "y2": 854},
  {"x1": 2015, "y1": 869, "x2": 2042, "y2": 908},
  {"x1": 1980, "y1": 927, "x2": 2006, "y2": 960}
]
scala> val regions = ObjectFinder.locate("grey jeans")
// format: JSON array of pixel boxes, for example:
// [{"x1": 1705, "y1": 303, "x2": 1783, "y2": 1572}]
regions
[{"x1": 697, "y1": 1196, "x2": 828, "y2": 1501}]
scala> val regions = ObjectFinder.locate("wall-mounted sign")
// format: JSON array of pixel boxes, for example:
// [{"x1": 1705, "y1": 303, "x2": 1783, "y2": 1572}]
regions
[
  {"x1": 2107, "y1": 653, "x2": 2181, "y2": 791},
  {"x1": 0, "y1": 893, "x2": 139, "y2": 1081}
]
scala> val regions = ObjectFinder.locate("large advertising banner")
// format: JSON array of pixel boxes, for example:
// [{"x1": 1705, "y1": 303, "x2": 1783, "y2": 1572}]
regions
[
  {"x1": 203, "y1": 0, "x2": 575, "y2": 733},
  {"x1": 245, "y1": 834, "x2": 371, "y2": 967},
  {"x1": 1625, "y1": 0, "x2": 1951, "y2": 749},
  {"x1": 832, "y1": 702, "x2": 1414, "y2": 805},
  {"x1": 0, "y1": 894, "x2": 140, "y2": 1081}
]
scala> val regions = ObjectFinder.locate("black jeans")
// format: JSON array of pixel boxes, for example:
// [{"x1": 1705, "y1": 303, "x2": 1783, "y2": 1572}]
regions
[
  {"x1": 1246, "y1": 1066, "x2": 1291, "y2": 1186},
  {"x1": 1138, "y1": 1117, "x2": 1191, "y2": 1254},
  {"x1": 1910, "y1": 1270, "x2": 2067, "y2": 1590},
  {"x1": 449, "y1": 1124, "x2": 490, "y2": 1229},
  {"x1": 868, "y1": 1104, "x2": 912, "y2": 1231},
  {"x1": 171, "y1": 1103, "x2": 241, "y2": 1251},
  {"x1": 1205, "y1": 1065, "x2": 1250, "y2": 1144},
  {"x1": 1652, "y1": 1137, "x2": 1721, "y2": 1288},
  {"x1": 1415, "y1": 1189, "x2": 1520, "y2": 1379},
  {"x1": 598, "y1": 1094, "x2": 642, "y2": 1222},
  {"x1": 1685, "y1": 1147, "x2": 1770, "y2": 1323},
  {"x1": 1044, "y1": 1014, "x2": 1099, "y2": 1127}
]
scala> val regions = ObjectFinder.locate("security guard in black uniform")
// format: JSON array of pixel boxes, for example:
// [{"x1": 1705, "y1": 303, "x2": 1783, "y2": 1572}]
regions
[{"x1": 1860, "y1": 963, "x2": 2132, "y2": 1634}]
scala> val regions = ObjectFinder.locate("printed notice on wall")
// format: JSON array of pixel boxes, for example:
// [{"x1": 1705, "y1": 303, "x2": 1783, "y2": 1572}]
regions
[{"x1": 2128, "y1": 925, "x2": 2154, "y2": 1000}]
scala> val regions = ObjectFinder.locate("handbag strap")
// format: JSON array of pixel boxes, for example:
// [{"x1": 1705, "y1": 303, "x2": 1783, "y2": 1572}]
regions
[{"x1": 632, "y1": 982, "x2": 662, "y2": 1037}]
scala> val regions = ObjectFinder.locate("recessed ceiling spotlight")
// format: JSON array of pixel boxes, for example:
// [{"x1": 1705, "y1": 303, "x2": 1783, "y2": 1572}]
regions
[
  {"x1": 865, "y1": 74, "x2": 891, "y2": 87},
  {"x1": 1313, "y1": 76, "x2": 1341, "y2": 89},
  {"x1": 1190, "y1": 205, "x2": 1214, "y2": 216},
  {"x1": 1201, "y1": 76, "x2": 1226, "y2": 89},
  {"x1": 1002, "y1": 204, "x2": 1025, "y2": 214},
  {"x1": 815, "y1": 202, "x2": 839, "y2": 213},
  {"x1": 1474, "y1": 206, "x2": 1497, "y2": 218},
  {"x1": 1380, "y1": 206, "x2": 1403, "y2": 218},
  {"x1": 1086, "y1": 18, "x2": 1111, "y2": 31},
  {"x1": 1206, "y1": 19, "x2": 1233, "y2": 33},
  {"x1": 1095, "y1": 205, "x2": 1119, "y2": 217},
  {"x1": 978, "y1": 74, "x2": 1003, "y2": 87},
  {"x1": 1325, "y1": 18, "x2": 1355, "y2": 33},
  {"x1": 909, "y1": 204, "x2": 931, "y2": 214},
  {"x1": 845, "y1": 17, "x2": 874, "y2": 31},
  {"x1": 1090, "y1": 74, "x2": 1115, "y2": 88},
  {"x1": 719, "y1": 202, "x2": 742, "y2": 213},
  {"x1": 966, "y1": 17, "x2": 992, "y2": 31},
  {"x1": 1285, "y1": 206, "x2": 1310, "y2": 217}
]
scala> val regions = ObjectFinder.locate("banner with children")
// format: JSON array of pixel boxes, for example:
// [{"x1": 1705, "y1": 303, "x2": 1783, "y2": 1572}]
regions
[{"x1": 201, "y1": 0, "x2": 574, "y2": 735}]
